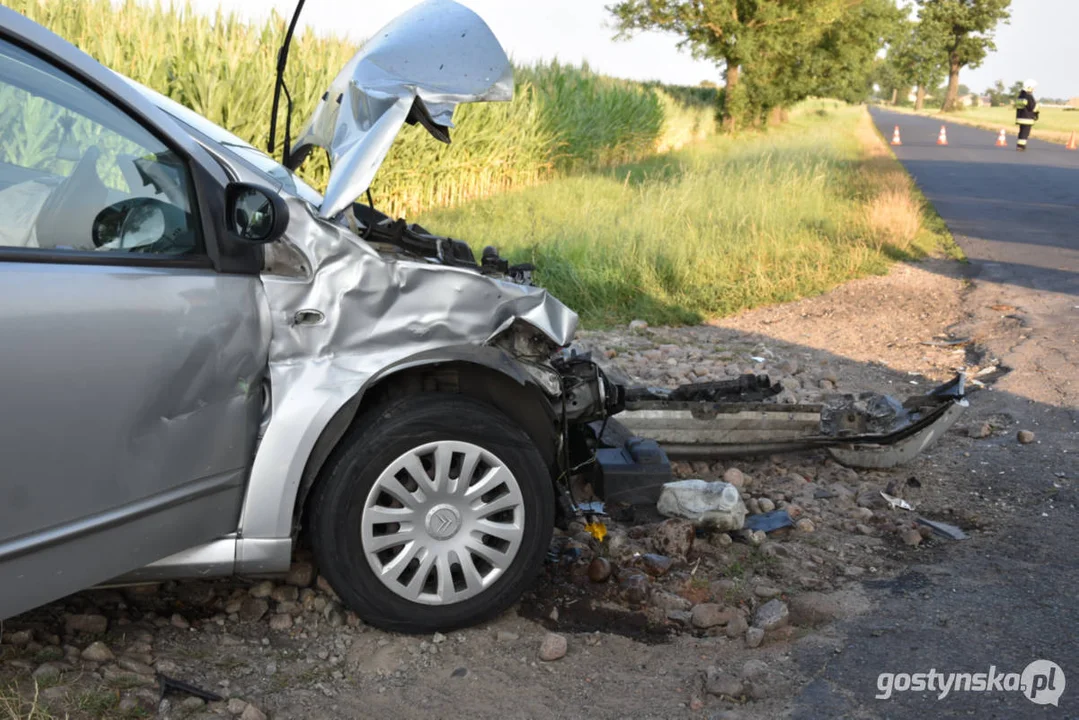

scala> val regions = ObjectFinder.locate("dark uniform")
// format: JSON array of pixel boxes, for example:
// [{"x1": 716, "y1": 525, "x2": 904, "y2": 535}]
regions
[{"x1": 1015, "y1": 88, "x2": 1038, "y2": 151}]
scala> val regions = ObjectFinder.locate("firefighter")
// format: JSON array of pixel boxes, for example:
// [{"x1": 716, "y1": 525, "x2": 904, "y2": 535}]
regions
[{"x1": 1015, "y1": 79, "x2": 1039, "y2": 151}]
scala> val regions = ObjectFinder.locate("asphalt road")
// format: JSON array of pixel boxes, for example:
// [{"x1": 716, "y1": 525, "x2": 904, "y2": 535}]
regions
[
  {"x1": 790, "y1": 109, "x2": 1079, "y2": 719},
  {"x1": 872, "y1": 109, "x2": 1079, "y2": 299}
]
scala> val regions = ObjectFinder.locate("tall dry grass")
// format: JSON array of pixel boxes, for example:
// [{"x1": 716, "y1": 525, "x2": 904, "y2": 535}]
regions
[
  {"x1": 856, "y1": 115, "x2": 924, "y2": 251},
  {"x1": 0, "y1": 682, "x2": 53, "y2": 720}
]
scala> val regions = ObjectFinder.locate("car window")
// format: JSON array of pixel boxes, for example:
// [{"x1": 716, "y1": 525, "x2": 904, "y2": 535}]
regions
[
  {"x1": 117, "y1": 76, "x2": 325, "y2": 207},
  {"x1": 0, "y1": 39, "x2": 201, "y2": 256}
]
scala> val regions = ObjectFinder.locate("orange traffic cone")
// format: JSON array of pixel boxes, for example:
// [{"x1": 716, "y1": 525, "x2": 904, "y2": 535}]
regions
[
  {"x1": 996, "y1": 128, "x2": 1008, "y2": 147},
  {"x1": 1068, "y1": 132, "x2": 1077, "y2": 151},
  {"x1": 891, "y1": 125, "x2": 902, "y2": 146},
  {"x1": 937, "y1": 126, "x2": 948, "y2": 146}
]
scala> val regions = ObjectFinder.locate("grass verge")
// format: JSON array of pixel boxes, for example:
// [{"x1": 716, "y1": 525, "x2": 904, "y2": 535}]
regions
[{"x1": 418, "y1": 102, "x2": 959, "y2": 327}]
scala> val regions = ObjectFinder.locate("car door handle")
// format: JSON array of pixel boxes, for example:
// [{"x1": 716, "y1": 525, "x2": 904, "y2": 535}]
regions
[{"x1": 292, "y1": 309, "x2": 324, "y2": 326}]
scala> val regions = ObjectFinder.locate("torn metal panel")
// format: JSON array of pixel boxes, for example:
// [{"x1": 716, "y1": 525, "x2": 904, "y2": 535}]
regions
[
  {"x1": 240, "y1": 196, "x2": 577, "y2": 539},
  {"x1": 287, "y1": 0, "x2": 514, "y2": 219}
]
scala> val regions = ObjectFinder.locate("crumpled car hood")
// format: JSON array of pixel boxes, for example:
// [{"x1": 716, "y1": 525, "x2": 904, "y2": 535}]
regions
[{"x1": 286, "y1": 0, "x2": 514, "y2": 219}]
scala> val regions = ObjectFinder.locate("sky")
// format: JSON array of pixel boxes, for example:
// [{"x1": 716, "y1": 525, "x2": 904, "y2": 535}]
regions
[{"x1": 168, "y1": 0, "x2": 1078, "y2": 100}]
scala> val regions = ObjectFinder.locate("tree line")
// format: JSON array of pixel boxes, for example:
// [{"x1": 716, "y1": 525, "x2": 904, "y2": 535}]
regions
[{"x1": 608, "y1": 0, "x2": 1013, "y2": 128}]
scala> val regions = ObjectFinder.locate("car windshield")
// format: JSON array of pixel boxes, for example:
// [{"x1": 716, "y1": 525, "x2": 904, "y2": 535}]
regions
[{"x1": 119, "y1": 75, "x2": 323, "y2": 208}]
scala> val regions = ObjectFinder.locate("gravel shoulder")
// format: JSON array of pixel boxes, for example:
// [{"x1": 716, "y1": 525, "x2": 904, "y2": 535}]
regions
[{"x1": 3, "y1": 257, "x2": 1073, "y2": 720}]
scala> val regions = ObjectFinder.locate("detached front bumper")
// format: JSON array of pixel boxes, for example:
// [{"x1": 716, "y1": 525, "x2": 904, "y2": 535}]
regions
[
  {"x1": 555, "y1": 357, "x2": 967, "y2": 507},
  {"x1": 612, "y1": 374, "x2": 967, "y2": 470}
]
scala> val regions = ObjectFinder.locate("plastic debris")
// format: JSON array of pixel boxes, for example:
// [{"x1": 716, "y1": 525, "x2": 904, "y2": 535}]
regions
[
  {"x1": 656, "y1": 479, "x2": 746, "y2": 531},
  {"x1": 584, "y1": 521, "x2": 608, "y2": 543},
  {"x1": 562, "y1": 545, "x2": 585, "y2": 561},
  {"x1": 916, "y1": 517, "x2": 968, "y2": 540},
  {"x1": 880, "y1": 491, "x2": 914, "y2": 511},
  {"x1": 743, "y1": 510, "x2": 794, "y2": 533},
  {"x1": 158, "y1": 674, "x2": 223, "y2": 702},
  {"x1": 577, "y1": 501, "x2": 607, "y2": 516}
]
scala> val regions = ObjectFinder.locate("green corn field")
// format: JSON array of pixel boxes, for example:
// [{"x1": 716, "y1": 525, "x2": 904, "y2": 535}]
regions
[{"x1": 7, "y1": 0, "x2": 719, "y2": 218}]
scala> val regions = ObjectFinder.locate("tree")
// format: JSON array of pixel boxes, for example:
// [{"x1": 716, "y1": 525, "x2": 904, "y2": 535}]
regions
[
  {"x1": 985, "y1": 78, "x2": 1007, "y2": 106},
  {"x1": 885, "y1": 18, "x2": 947, "y2": 110},
  {"x1": 916, "y1": 0, "x2": 1011, "y2": 112},
  {"x1": 873, "y1": 55, "x2": 905, "y2": 104},
  {"x1": 608, "y1": 0, "x2": 901, "y2": 129},
  {"x1": 800, "y1": 0, "x2": 906, "y2": 105}
]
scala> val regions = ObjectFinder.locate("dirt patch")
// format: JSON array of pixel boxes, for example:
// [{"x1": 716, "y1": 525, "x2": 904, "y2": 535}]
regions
[{"x1": 708, "y1": 259, "x2": 971, "y2": 384}]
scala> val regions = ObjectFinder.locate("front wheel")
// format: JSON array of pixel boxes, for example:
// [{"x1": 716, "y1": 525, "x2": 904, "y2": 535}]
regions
[{"x1": 308, "y1": 394, "x2": 555, "y2": 633}]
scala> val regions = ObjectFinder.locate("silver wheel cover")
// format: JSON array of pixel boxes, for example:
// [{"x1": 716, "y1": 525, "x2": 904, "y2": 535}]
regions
[{"x1": 361, "y1": 440, "x2": 525, "y2": 605}]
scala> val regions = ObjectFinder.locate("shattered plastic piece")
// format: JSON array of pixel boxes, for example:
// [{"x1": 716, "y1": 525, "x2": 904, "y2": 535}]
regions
[
  {"x1": 584, "y1": 522, "x2": 608, "y2": 543},
  {"x1": 916, "y1": 517, "x2": 969, "y2": 540},
  {"x1": 743, "y1": 510, "x2": 794, "y2": 533},
  {"x1": 656, "y1": 480, "x2": 746, "y2": 531},
  {"x1": 822, "y1": 393, "x2": 909, "y2": 436},
  {"x1": 157, "y1": 674, "x2": 223, "y2": 702},
  {"x1": 880, "y1": 492, "x2": 914, "y2": 511},
  {"x1": 562, "y1": 545, "x2": 585, "y2": 561},
  {"x1": 577, "y1": 501, "x2": 607, "y2": 516}
]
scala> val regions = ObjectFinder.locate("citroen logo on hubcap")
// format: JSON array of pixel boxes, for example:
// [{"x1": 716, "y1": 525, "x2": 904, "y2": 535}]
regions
[{"x1": 426, "y1": 504, "x2": 462, "y2": 540}]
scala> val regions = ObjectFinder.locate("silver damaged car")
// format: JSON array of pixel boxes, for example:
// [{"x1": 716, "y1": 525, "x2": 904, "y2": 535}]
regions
[
  {"x1": 0, "y1": 0, "x2": 611, "y2": 632},
  {"x1": 0, "y1": 0, "x2": 967, "y2": 631}
]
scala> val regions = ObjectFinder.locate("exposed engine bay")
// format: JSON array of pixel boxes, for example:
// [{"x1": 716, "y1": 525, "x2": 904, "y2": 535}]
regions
[{"x1": 348, "y1": 201, "x2": 535, "y2": 284}]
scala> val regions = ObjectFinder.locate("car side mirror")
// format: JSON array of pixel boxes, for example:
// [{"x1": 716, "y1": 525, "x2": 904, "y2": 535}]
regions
[{"x1": 226, "y1": 183, "x2": 289, "y2": 244}]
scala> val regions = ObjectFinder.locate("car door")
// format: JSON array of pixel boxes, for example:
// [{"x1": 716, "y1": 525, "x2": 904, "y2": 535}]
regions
[{"x1": 0, "y1": 34, "x2": 269, "y2": 620}]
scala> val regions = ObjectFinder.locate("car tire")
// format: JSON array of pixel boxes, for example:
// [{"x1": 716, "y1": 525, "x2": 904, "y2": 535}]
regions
[{"x1": 308, "y1": 393, "x2": 555, "y2": 633}]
